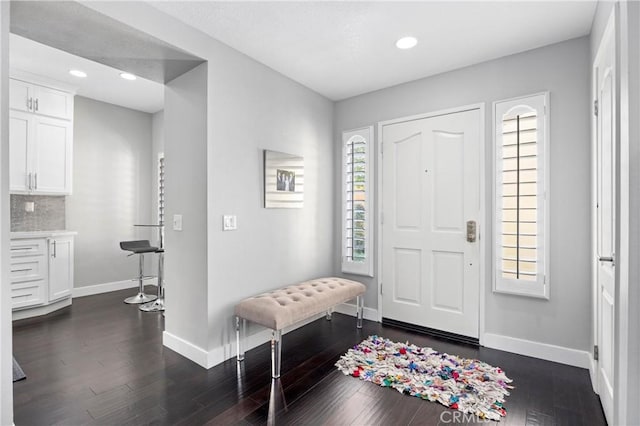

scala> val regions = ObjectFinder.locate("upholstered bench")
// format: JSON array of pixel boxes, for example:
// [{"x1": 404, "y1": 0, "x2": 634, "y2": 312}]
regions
[{"x1": 234, "y1": 277, "x2": 366, "y2": 378}]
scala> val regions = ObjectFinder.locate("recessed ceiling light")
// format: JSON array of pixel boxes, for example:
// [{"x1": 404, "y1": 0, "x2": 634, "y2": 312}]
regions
[
  {"x1": 120, "y1": 72, "x2": 137, "y2": 81},
  {"x1": 396, "y1": 36, "x2": 418, "y2": 50},
  {"x1": 69, "y1": 69, "x2": 87, "y2": 78}
]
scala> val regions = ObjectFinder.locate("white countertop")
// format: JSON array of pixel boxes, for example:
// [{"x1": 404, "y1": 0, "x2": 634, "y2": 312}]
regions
[{"x1": 11, "y1": 230, "x2": 77, "y2": 239}]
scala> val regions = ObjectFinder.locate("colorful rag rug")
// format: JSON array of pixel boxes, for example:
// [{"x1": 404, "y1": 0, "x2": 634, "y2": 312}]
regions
[{"x1": 335, "y1": 336, "x2": 513, "y2": 422}]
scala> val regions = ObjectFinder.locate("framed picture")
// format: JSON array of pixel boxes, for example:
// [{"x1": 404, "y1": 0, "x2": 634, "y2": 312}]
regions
[{"x1": 264, "y1": 150, "x2": 304, "y2": 208}]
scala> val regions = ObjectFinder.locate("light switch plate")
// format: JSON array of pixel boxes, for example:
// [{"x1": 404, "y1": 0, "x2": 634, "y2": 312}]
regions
[
  {"x1": 173, "y1": 214, "x2": 183, "y2": 231},
  {"x1": 223, "y1": 215, "x2": 237, "y2": 231}
]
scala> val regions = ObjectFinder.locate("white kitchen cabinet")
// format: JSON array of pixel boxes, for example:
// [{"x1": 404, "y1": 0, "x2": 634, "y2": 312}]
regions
[
  {"x1": 9, "y1": 80, "x2": 73, "y2": 195},
  {"x1": 10, "y1": 238, "x2": 48, "y2": 310},
  {"x1": 10, "y1": 233, "x2": 75, "y2": 313},
  {"x1": 9, "y1": 111, "x2": 31, "y2": 192},
  {"x1": 9, "y1": 78, "x2": 73, "y2": 120},
  {"x1": 48, "y1": 236, "x2": 74, "y2": 302}
]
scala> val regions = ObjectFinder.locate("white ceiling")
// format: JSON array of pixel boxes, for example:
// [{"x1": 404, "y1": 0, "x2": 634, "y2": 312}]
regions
[
  {"x1": 9, "y1": 34, "x2": 165, "y2": 114},
  {"x1": 149, "y1": 1, "x2": 598, "y2": 101}
]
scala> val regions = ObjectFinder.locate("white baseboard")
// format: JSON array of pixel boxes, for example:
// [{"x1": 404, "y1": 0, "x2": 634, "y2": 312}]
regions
[
  {"x1": 73, "y1": 279, "x2": 157, "y2": 298},
  {"x1": 164, "y1": 310, "x2": 348, "y2": 369},
  {"x1": 334, "y1": 302, "x2": 379, "y2": 322},
  {"x1": 483, "y1": 333, "x2": 591, "y2": 369},
  {"x1": 163, "y1": 331, "x2": 210, "y2": 368}
]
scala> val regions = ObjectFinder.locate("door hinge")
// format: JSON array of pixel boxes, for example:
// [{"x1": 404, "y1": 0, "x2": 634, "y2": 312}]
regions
[
  {"x1": 594, "y1": 99, "x2": 599, "y2": 116},
  {"x1": 594, "y1": 345, "x2": 599, "y2": 361}
]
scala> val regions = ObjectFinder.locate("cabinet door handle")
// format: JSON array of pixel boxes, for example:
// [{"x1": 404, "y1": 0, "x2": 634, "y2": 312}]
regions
[
  {"x1": 27, "y1": 97, "x2": 33, "y2": 111},
  {"x1": 35, "y1": 98, "x2": 39, "y2": 112},
  {"x1": 34, "y1": 173, "x2": 38, "y2": 190},
  {"x1": 52, "y1": 240, "x2": 57, "y2": 258},
  {"x1": 11, "y1": 268, "x2": 32, "y2": 273}
]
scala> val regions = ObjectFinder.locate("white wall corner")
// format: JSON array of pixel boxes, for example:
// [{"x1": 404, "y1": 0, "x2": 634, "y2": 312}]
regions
[
  {"x1": 334, "y1": 302, "x2": 379, "y2": 322},
  {"x1": 73, "y1": 279, "x2": 157, "y2": 299},
  {"x1": 162, "y1": 331, "x2": 210, "y2": 369},
  {"x1": 483, "y1": 333, "x2": 592, "y2": 369}
]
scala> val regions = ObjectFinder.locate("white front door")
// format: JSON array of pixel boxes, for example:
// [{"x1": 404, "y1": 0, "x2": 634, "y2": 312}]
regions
[
  {"x1": 381, "y1": 108, "x2": 481, "y2": 339},
  {"x1": 594, "y1": 12, "x2": 616, "y2": 425}
]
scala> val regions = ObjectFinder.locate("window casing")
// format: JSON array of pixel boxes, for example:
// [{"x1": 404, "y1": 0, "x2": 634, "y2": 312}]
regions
[
  {"x1": 494, "y1": 93, "x2": 549, "y2": 298},
  {"x1": 342, "y1": 126, "x2": 374, "y2": 277}
]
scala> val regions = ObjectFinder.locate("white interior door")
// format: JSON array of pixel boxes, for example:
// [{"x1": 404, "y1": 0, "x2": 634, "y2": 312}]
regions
[
  {"x1": 381, "y1": 109, "x2": 481, "y2": 339},
  {"x1": 594, "y1": 13, "x2": 616, "y2": 425}
]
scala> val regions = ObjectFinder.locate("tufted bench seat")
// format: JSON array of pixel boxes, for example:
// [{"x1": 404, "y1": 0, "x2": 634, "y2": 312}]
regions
[{"x1": 234, "y1": 277, "x2": 366, "y2": 378}]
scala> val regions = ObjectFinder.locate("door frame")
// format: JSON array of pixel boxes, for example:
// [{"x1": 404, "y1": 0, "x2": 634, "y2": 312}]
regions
[
  {"x1": 376, "y1": 103, "x2": 486, "y2": 342},
  {"x1": 590, "y1": 4, "x2": 616, "y2": 400}
]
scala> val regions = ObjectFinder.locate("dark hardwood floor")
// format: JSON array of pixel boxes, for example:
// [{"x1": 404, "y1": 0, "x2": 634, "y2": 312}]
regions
[{"x1": 12, "y1": 288, "x2": 606, "y2": 425}]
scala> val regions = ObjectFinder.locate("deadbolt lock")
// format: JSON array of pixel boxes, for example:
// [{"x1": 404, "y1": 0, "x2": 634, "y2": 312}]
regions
[{"x1": 466, "y1": 220, "x2": 477, "y2": 243}]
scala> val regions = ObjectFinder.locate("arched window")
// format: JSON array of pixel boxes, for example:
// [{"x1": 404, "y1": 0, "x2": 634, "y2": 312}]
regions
[
  {"x1": 494, "y1": 93, "x2": 549, "y2": 298},
  {"x1": 342, "y1": 126, "x2": 374, "y2": 276}
]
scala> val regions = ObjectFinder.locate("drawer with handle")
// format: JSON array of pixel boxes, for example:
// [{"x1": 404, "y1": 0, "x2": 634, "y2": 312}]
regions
[
  {"x1": 10, "y1": 238, "x2": 47, "y2": 258},
  {"x1": 11, "y1": 280, "x2": 45, "y2": 310},
  {"x1": 10, "y1": 256, "x2": 47, "y2": 283}
]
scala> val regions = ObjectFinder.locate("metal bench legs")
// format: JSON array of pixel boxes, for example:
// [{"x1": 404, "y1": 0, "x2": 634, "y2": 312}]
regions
[{"x1": 236, "y1": 296, "x2": 364, "y2": 380}]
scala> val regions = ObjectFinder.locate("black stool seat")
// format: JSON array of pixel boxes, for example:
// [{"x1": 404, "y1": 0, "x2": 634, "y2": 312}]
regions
[{"x1": 120, "y1": 240, "x2": 158, "y2": 254}]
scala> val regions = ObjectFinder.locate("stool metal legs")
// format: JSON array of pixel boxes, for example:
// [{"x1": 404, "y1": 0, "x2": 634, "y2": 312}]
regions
[
  {"x1": 140, "y1": 252, "x2": 165, "y2": 312},
  {"x1": 356, "y1": 295, "x2": 364, "y2": 329},
  {"x1": 124, "y1": 254, "x2": 157, "y2": 304}
]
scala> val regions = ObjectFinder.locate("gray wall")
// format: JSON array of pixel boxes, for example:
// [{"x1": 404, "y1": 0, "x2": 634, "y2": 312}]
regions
[
  {"x1": 206, "y1": 37, "x2": 335, "y2": 354},
  {"x1": 82, "y1": 1, "x2": 335, "y2": 364},
  {"x1": 163, "y1": 64, "x2": 209, "y2": 350},
  {"x1": 334, "y1": 37, "x2": 591, "y2": 351},
  {"x1": 67, "y1": 96, "x2": 153, "y2": 288}
]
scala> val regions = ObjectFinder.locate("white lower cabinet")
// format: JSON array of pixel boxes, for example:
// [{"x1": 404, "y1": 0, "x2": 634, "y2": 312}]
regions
[
  {"x1": 48, "y1": 236, "x2": 73, "y2": 302},
  {"x1": 10, "y1": 233, "x2": 74, "y2": 311}
]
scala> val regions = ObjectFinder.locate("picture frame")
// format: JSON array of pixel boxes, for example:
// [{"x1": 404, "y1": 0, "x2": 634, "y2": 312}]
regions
[{"x1": 264, "y1": 150, "x2": 304, "y2": 208}]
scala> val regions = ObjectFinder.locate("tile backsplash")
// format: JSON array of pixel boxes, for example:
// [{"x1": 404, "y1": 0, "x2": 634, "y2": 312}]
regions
[{"x1": 11, "y1": 195, "x2": 66, "y2": 232}]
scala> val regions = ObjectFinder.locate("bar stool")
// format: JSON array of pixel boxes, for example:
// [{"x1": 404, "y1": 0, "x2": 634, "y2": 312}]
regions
[
  {"x1": 140, "y1": 248, "x2": 164, "y2": 312},
  {"x1": 119, "y1": 240, "x2": 158, "y2": 304}
]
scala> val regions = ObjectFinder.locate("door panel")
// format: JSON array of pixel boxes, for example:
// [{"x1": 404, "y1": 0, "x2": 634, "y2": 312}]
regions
[
  {"x1": 382, "y1": 109, "x2": 481, "y2": 338},
  {"x1": 9, "y1": 79, "x2": 31, "y2": 113},
  {"x1": 394, "y1": 134, "x2": 422, "y2": 228},
  {"x1": 9, "y1": 111, "x2": 31, "y2": 192},
  {"x1": 393, "y1": 248, "x2": 422, "y2": 305},
  {"x1": 33, "y1": 117, "x2": 72, "y2": 194},
  {"x1": 49, "y1": 237, "x2": 73, "y2": 302},
  {"x1": 433, "y1": 132, "x2": 464, "y2": 230},
  {"x1": 432, "y1": 251, "x2": 464, "y2": 313},
  {"x1": 34, "y1": 85, "x2": 73, "y2": 120}
]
